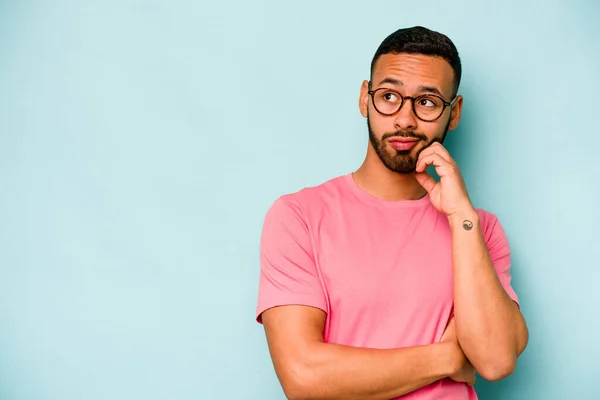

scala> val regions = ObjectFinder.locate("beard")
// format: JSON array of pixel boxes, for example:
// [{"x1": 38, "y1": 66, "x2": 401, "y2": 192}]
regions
[{"x1": 367, "y1": 114, "x2": 451, "y2": 174}]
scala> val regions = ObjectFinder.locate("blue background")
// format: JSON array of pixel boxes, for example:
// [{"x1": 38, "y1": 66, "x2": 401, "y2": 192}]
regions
[{"x1": 1, "y1": 1, "x2": 598, "y2": 399}]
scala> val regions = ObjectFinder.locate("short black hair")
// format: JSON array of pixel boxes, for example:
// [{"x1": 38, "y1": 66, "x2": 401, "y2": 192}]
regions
[{"x1": 370, "y1": 26, "x2": 462, "y2": 97}]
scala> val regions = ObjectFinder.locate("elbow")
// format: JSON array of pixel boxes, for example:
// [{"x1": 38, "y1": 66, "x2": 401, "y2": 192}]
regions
[
  {"x1": 477, "y1": 356, "x2": 517, "y2": 382},
  {"x1": 279, "y1": 362, "x2": 319, "y2": 400},
  {"x1": 478, "y1": 322, "x2": 528, "y2": 381},
  {"x1": 283, "y1": 383, "x2": 313, "y2": 400}
]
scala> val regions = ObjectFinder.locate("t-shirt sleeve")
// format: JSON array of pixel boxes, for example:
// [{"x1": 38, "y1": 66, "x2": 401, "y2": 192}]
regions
[
  {"x1": 255, "y1": 197, "x2": 327, "y2": 323},
  {"x1": 480, "y1": 211, "x2": 519, "y2": 306}
]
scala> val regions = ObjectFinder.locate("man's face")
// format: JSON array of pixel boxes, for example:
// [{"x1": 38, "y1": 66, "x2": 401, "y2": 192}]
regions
[{"x1": 359, "y1": 53, "x2": 463, "y2": 173}]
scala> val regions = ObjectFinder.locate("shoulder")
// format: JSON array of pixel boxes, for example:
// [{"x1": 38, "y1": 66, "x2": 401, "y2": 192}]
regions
[
  {"x1": 266, "y1": 174, "x2": 348, "y2": 219},
  {"x1": 260, "y1": 175, "x2": 347, "y2": 252}
]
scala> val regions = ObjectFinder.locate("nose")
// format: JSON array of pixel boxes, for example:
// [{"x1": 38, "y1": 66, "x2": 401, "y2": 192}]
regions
[{"x1": 393, "y1": 97, "x2": 418, "y2": 131}]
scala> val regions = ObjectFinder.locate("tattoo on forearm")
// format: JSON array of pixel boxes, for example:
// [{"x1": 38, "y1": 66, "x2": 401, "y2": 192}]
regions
[{"x1": 463, "y1": 220, "x2": 474, "y2": 230}]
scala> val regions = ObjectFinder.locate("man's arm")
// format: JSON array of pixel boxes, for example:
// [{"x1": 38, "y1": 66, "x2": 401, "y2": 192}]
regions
[
  {"x1": 261, "y1": 305, "x2": 472, "y2": 400},
  {"x1": 415, "y1": 142, "x2": 529, "y2": 382},
  {"x1": 448, "y1": 211, "x2": 529, "y2": 381}
]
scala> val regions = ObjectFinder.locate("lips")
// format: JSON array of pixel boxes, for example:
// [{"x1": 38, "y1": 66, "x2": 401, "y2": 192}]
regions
[{"x1": 388, "y1": 139, "x2": 419, "y2": 151}]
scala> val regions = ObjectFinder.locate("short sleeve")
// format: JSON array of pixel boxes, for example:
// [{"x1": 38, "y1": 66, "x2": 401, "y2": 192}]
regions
[
  {"x1": 255, "y1": 197, "x2": 327, "y2": 323},
  {"x1": 480, "y1": 211, "x2": 520, "y2": 306}
]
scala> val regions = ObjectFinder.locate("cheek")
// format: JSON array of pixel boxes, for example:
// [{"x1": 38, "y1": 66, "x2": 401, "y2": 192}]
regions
[
  {"x1": 421, "y1": 123, "x2": 445, "y2": 141},
  {"x1": 368, "y1": 114, "x2": 394, "y2": 136}
]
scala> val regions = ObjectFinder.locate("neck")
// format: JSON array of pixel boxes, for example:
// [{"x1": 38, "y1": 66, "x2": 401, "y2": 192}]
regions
[{"x1": 353, "y1": 149, "x2": 427, "y2": 202}]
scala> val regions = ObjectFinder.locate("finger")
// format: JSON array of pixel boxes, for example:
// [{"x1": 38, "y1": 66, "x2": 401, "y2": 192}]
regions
[
  {"x1": 418, "y1": 145, "x2": 452, "y2": 165},
  {"x1": 415, "y1": 153, "x2": 455, "y2": 174},
  {"x1": 442, "y1": 317, "x2": 456, "y2": 332},
  {"x1": 440, "y1": 319, "x2": 458, "y2": 343},
  {"x1": 415, "y1": 153, "x2": 444, "y2": 172},
  {"x1": 467, "y1": 377, "x2": 476, "y2": 386},
  {"x1": 415, "y1": 171, "x2": 436, "y2": 193},
  {"x1": 427, "y1": 142, "x2": 456, "y2": 163}
]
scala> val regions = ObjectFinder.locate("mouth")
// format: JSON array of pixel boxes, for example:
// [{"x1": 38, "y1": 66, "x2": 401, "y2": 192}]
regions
[{"x1": 388, "y1": 138, "x2": 419, "y2": 151}]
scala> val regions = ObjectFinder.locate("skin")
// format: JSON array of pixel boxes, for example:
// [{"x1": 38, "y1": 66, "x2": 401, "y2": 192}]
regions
[
  {"x1": 355, "y1": 53, "x2": 462, "y2": 201},
  {"x1": 261, "y1": 52, "x2": 529, "y2": 399}
]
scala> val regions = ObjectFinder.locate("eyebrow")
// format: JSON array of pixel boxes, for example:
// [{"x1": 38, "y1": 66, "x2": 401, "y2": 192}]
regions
[
  {"x1": 376, "y1": 77, "x2": 403, "y2": 87},
  {"x1": 417, "y1": 85, "x2": 444, "y2": 97},
  {"x1": 375, "y1": 77, "x2": 445, "y2": 97}
]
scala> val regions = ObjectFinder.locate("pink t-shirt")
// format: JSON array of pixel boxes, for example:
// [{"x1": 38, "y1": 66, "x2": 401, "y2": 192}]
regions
[{"x1": 256, "y1": 173, "x2": 519, "y2": 400}]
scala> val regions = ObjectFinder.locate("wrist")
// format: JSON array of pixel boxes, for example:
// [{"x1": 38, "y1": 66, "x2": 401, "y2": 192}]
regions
[
  {"x1": 438, "y1": 341, "x2": 464, "y2": 377},
  {"x1": 448, "y1": 207, "x2": 479, "y2": 230}
]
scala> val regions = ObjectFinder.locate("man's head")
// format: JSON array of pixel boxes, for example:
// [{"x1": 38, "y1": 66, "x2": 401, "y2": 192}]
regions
[{"x1": 359, "y1": 26, "x2": 464, "y2": 173}]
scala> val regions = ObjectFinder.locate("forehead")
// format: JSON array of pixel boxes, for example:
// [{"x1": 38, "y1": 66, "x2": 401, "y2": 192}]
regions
[{"x1": 372, "y1": 53, "x2": 455, "y2": 97}]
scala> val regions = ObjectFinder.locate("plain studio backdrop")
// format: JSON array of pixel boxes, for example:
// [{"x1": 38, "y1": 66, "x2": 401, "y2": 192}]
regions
[{"x1": 0, "y1": 1, "x2": 598, "y2": 399}]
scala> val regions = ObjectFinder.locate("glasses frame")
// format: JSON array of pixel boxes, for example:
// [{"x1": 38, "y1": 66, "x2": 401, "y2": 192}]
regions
[{"x1": 367, "y1": 85, "x2": 456, "y2": 122}]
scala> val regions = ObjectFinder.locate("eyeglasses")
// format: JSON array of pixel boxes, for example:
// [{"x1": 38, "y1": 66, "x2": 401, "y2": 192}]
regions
[{"x1": 368, "y1": 87, "x2": 455, "y2": 122}]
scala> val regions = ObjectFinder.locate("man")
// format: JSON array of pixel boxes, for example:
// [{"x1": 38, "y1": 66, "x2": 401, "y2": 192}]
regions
[{"x1": 255, "y1": 26, "x2": 528, "y2": 400}]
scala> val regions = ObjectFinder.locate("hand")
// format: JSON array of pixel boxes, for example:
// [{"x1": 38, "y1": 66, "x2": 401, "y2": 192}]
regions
[
  {"x1": 441, "y1": 317, "x2": 476, "y2": 386},
  {"x1": 414, "y1": 142, "x2": 474, "y2": 218}
]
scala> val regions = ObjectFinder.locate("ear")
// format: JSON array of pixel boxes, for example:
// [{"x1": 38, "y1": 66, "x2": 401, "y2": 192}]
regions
[
  {"x1": 447, "y1": 95, "x2": 463, "y2": 131},
  {"x1": 359, "y1": 80, "x2": 370, "y2": 118}
]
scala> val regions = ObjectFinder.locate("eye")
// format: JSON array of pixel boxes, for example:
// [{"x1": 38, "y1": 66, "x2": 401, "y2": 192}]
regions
[
  {"x1": 417, "y1": 96, "x2": 440, "y2": 107},
  {"x1": 382, "y1": 91, "x2": 400, "y2": 102}
]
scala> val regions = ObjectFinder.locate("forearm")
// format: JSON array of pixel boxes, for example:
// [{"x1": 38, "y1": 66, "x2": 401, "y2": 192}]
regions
[
  {"x1": 449, "y1": 210, "x2": 527, "y2": 380},
  {"x1": 285, "y1": 341, "x2": 457, "y2": 400}
]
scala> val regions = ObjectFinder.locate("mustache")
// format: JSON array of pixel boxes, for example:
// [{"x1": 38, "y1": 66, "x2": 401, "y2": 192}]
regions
[{"x1": 381, "y1": 130, "x2": 428, "y2": 141}]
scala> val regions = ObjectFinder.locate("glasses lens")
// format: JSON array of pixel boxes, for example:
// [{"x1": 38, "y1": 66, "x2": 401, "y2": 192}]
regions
[
  {"x1": 373, "y1": 89, "x2": 402, "y2": 115},
  {"x1": 414, "y1": 95, "x2": 444, "y2": 121}
]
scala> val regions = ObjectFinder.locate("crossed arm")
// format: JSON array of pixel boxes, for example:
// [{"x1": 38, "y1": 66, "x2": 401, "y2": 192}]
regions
[
  {"x1": 261, "y1": 305, "x2": 471, "y2": 400},
  {"x1": 260, "y1": 214, "x2": 528, "y2": 400},
  {"x1": 259, "y1": 172, "x2": 528, "y2": 399},
  {"x1": 449, "y1": 210, "x2": 529, "y2": 380}
]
